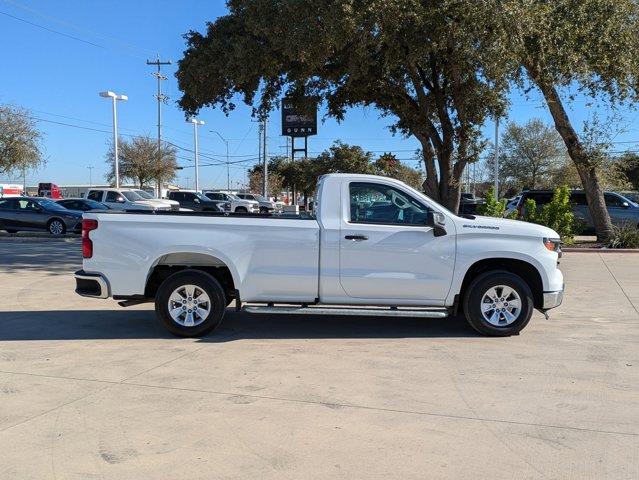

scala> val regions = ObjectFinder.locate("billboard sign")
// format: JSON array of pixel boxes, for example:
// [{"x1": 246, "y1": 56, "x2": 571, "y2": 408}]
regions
[{"x1": 281, "y1": 99, "x2": 317, "y2": 137}]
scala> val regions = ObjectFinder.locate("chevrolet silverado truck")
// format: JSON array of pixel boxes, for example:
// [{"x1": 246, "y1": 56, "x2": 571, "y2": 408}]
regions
[{"x1": 75, "y1": 174, "x2": 564, "y2": 337}]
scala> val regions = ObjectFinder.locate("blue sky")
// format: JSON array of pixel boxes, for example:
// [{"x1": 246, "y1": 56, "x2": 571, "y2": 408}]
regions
[{"x1": 1, "y1": 0, "x2": 638, "y2": 189}]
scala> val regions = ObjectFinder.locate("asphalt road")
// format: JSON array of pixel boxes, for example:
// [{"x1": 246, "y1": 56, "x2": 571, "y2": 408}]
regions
[{"x1": 0, "y1": 239, "x2": 637, "y2": 479}]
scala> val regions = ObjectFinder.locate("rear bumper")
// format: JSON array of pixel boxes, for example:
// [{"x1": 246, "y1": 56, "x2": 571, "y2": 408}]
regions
[
  {"x1": 75, "y1": 269, "x2": 110, "y2": 299},
  {"x1": 542, "y1": 284, "x2": 564, "y2": 310}
]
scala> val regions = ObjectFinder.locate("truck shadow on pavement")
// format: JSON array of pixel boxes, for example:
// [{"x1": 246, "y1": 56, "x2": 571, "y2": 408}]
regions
[{"x1": 0, "y1": 309, "x2": 475, "y2": 341}]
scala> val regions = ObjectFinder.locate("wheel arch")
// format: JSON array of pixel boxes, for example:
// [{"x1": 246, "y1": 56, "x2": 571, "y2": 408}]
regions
[
  {"x1": 145, "y1": 251, "x2": 238, "y2": 301},
  {"x1": 459, "y1": 258, "x2": 544, "y2": 309}
]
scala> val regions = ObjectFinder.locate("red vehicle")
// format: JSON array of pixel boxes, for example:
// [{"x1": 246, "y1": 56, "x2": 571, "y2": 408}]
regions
[{"x1": 38, "y1": 182, "x2": 63, "y2": 199}]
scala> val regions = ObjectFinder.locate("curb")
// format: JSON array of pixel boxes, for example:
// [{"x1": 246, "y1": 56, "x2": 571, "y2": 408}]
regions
[
  {"x1": 563, "y1": 247, "x2": 639, "y2": 253},
  {"x1": 0, "y1": 233, "x2": 79, "y2": 242}
]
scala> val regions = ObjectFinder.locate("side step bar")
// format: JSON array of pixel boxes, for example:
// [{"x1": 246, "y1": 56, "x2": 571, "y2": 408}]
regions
[{"x1": 242, "y1": 305, "x2": 449, "y2": 318}]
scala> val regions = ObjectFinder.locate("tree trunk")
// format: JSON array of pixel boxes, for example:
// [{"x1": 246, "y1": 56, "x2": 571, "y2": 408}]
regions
[{"x1": 534, "y1": 80, "x2": 613, "y2": 241}]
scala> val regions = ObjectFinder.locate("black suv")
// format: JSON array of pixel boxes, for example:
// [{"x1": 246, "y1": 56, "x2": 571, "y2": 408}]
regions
[{"x1": 167, "y1": 191, "x2": 229, "y2": 212}]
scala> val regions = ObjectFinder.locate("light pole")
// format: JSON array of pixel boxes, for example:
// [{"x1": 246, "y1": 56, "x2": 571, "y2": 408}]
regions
[
  {"x1": 187, "y1": 118, "x2": 205, "y2": 191},
  {"x1": 99, "y1": 91, "x2": 128, "y2": 188},
  {"x1": 87, "y1": 166, "x2": 94, "y2": 186},
  {"x1": 211, "y1": 130, "x2": 230, "y2": 191}
]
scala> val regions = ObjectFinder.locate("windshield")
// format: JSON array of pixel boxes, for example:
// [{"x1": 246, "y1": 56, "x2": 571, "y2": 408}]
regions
[
  {"x1": 227, "y1": 193, "x2": 241, "y2": 200},
  {"x1": 194, "y1": 192, "x2": 210, "y2": 201},
  {"x1": 134, "y1": 190, "x2": 154, "y2": 199},
  {"x1": 34, "y1": 198, "x2": 67, "y2": 211},
  {"x1": 84, "y1": 199, "x2": 109, "y2": 209},
  {"x1": 253, "y1": 194, "x2": 268, "y2": 202},
  {"x1": 121, "y1": 191, "x2": 144, "y2": 201}
]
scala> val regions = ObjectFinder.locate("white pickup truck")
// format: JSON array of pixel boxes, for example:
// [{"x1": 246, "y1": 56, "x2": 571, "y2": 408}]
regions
[{"x1": 75, "y1": 174, "x2": 564, "y2": 337}]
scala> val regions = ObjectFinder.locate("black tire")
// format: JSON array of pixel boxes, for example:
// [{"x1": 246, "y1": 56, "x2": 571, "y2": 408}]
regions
[
  {"x1": 259, "y1": 207, "x2": 269, "y2": 214},
  {"x1": 47, "y1": 218, "x2": 66, "y2": 235},
  {"x1": 235, "y1": 206, "x2": 248, "y2": 213},
  {"x1": 155, "y1": 270, "x2": 226, "y2": 337},
  {"x1": 462, "y1": 270, "x2": 534, "y2": 336}
]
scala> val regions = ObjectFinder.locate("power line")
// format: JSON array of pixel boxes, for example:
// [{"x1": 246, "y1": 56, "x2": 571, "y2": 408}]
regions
[{"x1": 0, "y1": 10, "x2": 104, "y2": 48}]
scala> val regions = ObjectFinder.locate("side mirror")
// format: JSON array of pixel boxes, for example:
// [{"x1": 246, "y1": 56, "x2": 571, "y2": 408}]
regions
[
  {"x1": 194, "y1": 198, "x2": 200, "y2": 204},
  {"x1": 117, "y1": 196, "x2": 126, "y2": 203},
  {"x1": 427, "y1": 211, "x2": 447, "y2": 237},
  {"x1": 622, "y1": 201, "x2": 630, "y2": 208}
]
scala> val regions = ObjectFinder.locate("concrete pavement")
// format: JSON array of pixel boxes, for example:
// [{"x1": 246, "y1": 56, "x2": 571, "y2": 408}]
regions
[{"x1": 0, "y1": 240, "x2": 637, "y2": 479}]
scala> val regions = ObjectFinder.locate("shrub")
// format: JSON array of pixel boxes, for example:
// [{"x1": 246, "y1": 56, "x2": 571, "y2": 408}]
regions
[
  {"x1": 607, "y1": 222, "x2": 639, "y2": 248},
  {"x1": 477, "y1": 187, "x2": 506, "y2": 217},
  {"x1": 522, "y1": 198, "x2": 539, "y2": 224},
  {"x1": 540, "y1": 185, "x2": 576, "y2": 242},
  {"x1": 519, "y1": 186, "x2": 577, "y2": 242}
]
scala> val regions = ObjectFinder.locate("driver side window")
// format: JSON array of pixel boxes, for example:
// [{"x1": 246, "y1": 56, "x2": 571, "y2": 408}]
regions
[{"x1": 348, "y1": 182, "x2": 429, "y2": 226}]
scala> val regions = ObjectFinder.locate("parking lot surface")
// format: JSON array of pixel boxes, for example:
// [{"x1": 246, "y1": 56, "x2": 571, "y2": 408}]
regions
[{"x1": 0, "y1": 240, "x2": 637, "y2": 479}]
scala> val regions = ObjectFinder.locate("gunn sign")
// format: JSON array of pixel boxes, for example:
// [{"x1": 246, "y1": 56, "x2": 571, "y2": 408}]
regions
[{"x1": 281, "y1": 99, "x2": 317, "y2": 137}]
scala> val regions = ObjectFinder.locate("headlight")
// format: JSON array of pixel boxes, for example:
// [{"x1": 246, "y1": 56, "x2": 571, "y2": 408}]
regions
[{"x1": 543, "y1": 237, "x2": 562, "y2": 256}]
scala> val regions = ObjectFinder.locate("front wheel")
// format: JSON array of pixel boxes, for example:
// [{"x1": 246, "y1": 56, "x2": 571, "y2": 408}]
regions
[
  {"x1": 155, "y1": 270, "x2": 226, "y2": 337},
  {"x1": 235, "y1": 206, "x2": 248, "y2": 213},
  {"x1": 462, "y1": 270, "x2": 534, "y2": 336}
]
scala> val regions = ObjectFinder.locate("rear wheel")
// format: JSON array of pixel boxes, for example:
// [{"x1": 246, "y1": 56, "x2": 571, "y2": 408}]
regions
[
  {"x1": 48, "y1": 219, "x2": 66, "y2": 235},
  {"x1": 463, "y1": 270, "x2": 534, "y2": 336},
  {"x1": 155, "y1": 270, "x2": 226, "y2": 337},
  {"x1": 5, "y1": 229, "x2": 18, "y2": 234}
]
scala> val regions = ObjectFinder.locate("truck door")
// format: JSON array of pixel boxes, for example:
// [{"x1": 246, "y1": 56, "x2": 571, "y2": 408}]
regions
[{"x1": 339, "y1": 181, "x2": 455, "y2": 303}]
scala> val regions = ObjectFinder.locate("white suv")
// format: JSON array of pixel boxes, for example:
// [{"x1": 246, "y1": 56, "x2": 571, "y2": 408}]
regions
[
  {"x1": 86, "y1": 188, "x2": 171, "y2": 211},
  {"x1": 203, "y1": 191, "x2": 259, "y2": 213}
]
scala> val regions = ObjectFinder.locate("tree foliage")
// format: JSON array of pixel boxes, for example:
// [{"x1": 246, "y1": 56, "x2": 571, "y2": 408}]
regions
[
  {"x1": 176, "y1": 0, "x2": 509, "y2": 211},
  {"x1": 0, "y1": 105, "x2": 45, "y2": 176},
  {"x1": 477, "y1": 187, "x2": 507, "y2": 218},
  {"x1": 105, "y1": 135, "x2": 177, "y2": 187},
  {"x1": 499, "y1": 119, "x2": 565, "y2": 190},
  {"x1": 247, "y1": 143, "x2": 422, "y2": 199}
]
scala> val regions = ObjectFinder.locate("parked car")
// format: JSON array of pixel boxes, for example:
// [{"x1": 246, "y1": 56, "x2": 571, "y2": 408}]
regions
[
  {"x1": 203, "y1": 191, "x2": 259, "y2": 213},
  {"x1": 236, "y1": 193, "x2": 278, "y2": 213},
  {"x1": 166, "y1": 191, "x2": 229, "y2": 212},
  {"x1": 458, "y1": 193, "x2": 484, "y2": 215},
  {"x1": 515, "y1": 190, "x2": 639, "y2": 231},
  {"x1": 0, "y1": 197, "x2": 82, "y2": 235},
  {"x1": 86, "y1": 188, "x2": 171, "y2": 211},
  {"x1": 75, "y1": 173, "x2": 564, "y2": 338},
  {"x1": 38, "y1": 182, "x2": 63, "y2": 199},
  {"x1": 57, "y1": 198, "x2": 110, "y2": 212},
  {"x1": 131, "y1": 189, "x2": 181, "y2": 211}
]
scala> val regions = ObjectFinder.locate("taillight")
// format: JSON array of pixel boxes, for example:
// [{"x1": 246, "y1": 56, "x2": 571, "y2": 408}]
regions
[{"x1": 82, "y1": 219, "x2": 98, "y2": 258}]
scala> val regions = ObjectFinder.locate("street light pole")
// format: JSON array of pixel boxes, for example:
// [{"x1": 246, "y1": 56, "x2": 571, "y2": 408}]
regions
[
  {"x1": 87, "y1": 166, "x2": 94, "y2": 186},
  {"x1": 187, "y1": 118, "x2": 205, "y2": 191},
  {"x1": 99, "y1": 91, "x2": 128, "y2": 188},
  {"x1": 211, "y1": 131, "x2": 230, "y2": 191}
]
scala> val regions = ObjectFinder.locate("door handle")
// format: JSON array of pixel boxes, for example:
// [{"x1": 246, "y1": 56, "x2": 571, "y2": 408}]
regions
[{"x1": 344, "y1": 235, "x2": 368, "y2": 241}]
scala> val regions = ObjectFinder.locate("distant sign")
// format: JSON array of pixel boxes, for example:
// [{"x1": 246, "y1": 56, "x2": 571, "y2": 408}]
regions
[{"x1": 281, "y1": 99, "x2": 317, "y2": 137}]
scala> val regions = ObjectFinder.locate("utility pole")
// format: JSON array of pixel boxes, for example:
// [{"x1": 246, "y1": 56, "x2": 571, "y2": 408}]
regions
[
  {"x1": 494, "y1": 116, "x2": 500, "y2": 199},
  {"x1": 262, "y1": 116, "x2": 268, "y2": 198},
  {"x1": 146, "y1": 57, "x2": 171, "y2": 197},
  {"x1": 87, "y1": 166, "x2": 94, "y2": 186},
  {"x1": 211, "y1": 131, "x2": 230, "y2": 191}
]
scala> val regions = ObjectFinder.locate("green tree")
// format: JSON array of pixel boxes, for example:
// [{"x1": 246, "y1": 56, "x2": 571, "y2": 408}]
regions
[
  {"x1": 499, "y1": 119, "x2": 565, "y2": 190},
  {"x1": 248, "y1": 156, "x2": 285, "y2": 196},
  {"x1": 176, "y1": 0, "x2": 509, "y2": 212},
  {"x1": 374, "y1": 153, "x2": 423, "y2": 189},
  {"x1": 106, "y1": 135, "x2": 177, "y2": 187},
  {"x1": 498, "y1": 0, "x2": 639, "y2": 241},
  {"x1": 0, "y1": 105, "x2": 45, "y2": 176},
  {"x1": 615, "y1": 152, "x2": 639, "y2": 190}
]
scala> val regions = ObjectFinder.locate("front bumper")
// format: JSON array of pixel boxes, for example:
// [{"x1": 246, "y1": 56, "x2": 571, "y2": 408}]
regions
[
  {"x1": 75, "y1": 270, "x2": 110, "y2": 299},
  {"x1": 542, "y1": 284, "x2": 564, "y2": 310}
]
